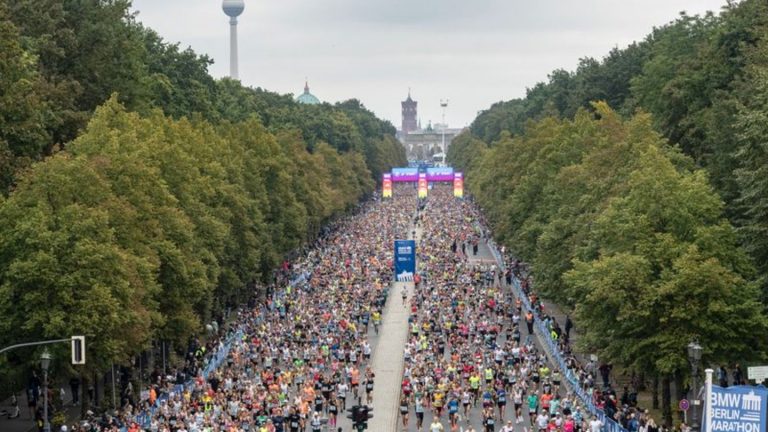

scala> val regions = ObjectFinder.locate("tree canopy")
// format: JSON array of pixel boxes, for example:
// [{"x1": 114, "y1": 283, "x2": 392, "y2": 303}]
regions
[
  {"x1": 453, "y1": 0, "x2": 768, "y2": 308},
  {"x1": 449, "y1": 1, "x2": 768, "y2": 423},
  {"x1": 0, "y1": 0, "x2": 405, "y2": 380},
  {"x1": 450, "y1": 101, "x2": 768, "y2": 423}
]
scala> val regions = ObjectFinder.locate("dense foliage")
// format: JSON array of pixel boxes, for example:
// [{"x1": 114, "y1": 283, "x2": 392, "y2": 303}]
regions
[
  {"x1": 0, "y1": 0, "x2": 405, "y2": 382},
  {"x1": 449, "y1": 0, "x2": 768, "y2": 423},
  {"x1": 451, "y1": 103, "x2": 768, "y2": 423},
  {"x1": 462, "y1": 0, "x2": 768, "y2": 302}
]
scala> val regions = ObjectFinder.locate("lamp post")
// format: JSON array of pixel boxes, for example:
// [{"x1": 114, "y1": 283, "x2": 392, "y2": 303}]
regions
[
  {"x1": 40, "y1": 349, "x2": 51, "y2": 432},
  {"x1": 440, "y1": 99, "x2": 448, "y2": 155},
  {"x1": 687, "y1": 341, "x2": 703, "y2": 432}
]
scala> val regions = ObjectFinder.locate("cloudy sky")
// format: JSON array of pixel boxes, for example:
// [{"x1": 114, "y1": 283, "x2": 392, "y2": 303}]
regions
[{"x1": 130, "y1": 0, "x2": 729, "y2": 128}]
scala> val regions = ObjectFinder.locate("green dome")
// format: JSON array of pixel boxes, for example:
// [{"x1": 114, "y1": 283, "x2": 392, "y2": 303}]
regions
[{"x1": 296, "y1": 81, "x2": 321, "y2": 105}]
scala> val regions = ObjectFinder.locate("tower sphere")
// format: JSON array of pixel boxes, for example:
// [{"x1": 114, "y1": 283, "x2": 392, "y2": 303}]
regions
[{"x1": 222, "y1": 0, "x2": 244, "y2": 17}]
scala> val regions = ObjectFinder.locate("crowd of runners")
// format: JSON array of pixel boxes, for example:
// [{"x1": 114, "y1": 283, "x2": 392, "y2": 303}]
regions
[
  {"x1": 63, "y1": 182, "x2": 635, "y2": 432},
  {"x1": 70, "y1": 189, "x2": 417, "y2": 432},
  {"x1": 396, "y1": 185, "x2": 593, "y2": 432},
  {"x1": 503, "y1": 259, "x2": 662, "y2": 432}
]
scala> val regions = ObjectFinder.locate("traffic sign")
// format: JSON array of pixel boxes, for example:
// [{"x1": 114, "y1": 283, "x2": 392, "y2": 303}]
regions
[
  {"x1": 679, "y1": 399, "x2": 690, "y2": 411},
  {"x1": 748, "y1": 365, "x2": 768, "y2": 382}
]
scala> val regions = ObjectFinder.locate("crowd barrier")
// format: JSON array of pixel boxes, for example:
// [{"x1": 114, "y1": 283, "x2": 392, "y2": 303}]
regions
[{"x1": 486, "y1": 240, "x2": 629, "y2": 432}]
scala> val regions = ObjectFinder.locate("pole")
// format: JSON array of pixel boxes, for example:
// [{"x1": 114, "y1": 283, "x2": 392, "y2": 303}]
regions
[
  {"x1": 162, "y1": 340, "x2": 167, "y2": 375},
  {"x1": 704, "y1": 369, "x2": 713, "y2": 432},
  {"x1": 43, "y1": 368, "x2": 49, "y2": 432},
  {"x1": 0, "y1": 338, "x2": 72, "y2": 355},
  {"x1": 111, "y1": 363, "x2": 116, "y2": 409},
  {"x1": 440, "y1": 100, "x2": 447, "y2": 155},
  {"x1": 691, "y1": 361, "x2": 700, "y2": 431},
  {"x1": 441, "y1": 114, "x2": 445, "y2": 154}
]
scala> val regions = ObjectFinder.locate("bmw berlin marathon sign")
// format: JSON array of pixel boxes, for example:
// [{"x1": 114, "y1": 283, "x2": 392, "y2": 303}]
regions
[
  {"x1": 394, "y1": 240, "x2": 416, "y2": 282},
  {"x1": 705, "y1": 385, "x2": 767, "y2": 432}
]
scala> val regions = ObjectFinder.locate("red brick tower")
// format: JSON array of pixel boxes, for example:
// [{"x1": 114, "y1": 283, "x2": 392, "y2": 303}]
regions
[{"x1": 401, "y1": 90, "x2": 418, "y2": 135}]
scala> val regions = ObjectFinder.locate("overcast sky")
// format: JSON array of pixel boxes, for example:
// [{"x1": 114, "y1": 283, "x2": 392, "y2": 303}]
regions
[{"x1": 130, "y1": 0, "x2": 729, "y2": 128}]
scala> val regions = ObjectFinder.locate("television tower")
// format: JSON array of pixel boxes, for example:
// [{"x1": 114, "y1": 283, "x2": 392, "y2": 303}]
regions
[{"x1": 222, "y1": 0, "x2": 245, "y2": 80}]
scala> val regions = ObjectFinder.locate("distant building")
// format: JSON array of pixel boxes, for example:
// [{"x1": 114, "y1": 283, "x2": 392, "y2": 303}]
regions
[
  {"x1": 296, "y1": 81, "x2": 321, "y2": 105},
  {"x1": 401, "y1": 91, "x2": 418, "y2": 134},
  {"x1": 396, "y1": 91, "x2": 464, "y2": 161}
]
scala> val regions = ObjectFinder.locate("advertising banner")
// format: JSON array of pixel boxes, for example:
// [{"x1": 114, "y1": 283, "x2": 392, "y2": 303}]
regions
[
  {"x1": 418, "y1": 173, "x2": 428, "y2": 198},
  {"x1": 394, "y1": 240, "x2": 416, "y2": 282},
  {"x1": 382, "y1": 173, "x2": 392, "y2": 198},
  {"x1": 391, "y1": 167, "x2": 419, "y2": 182},
  {"x1": 454, "y1": 172, "x2": 464, "y2": 198},
  {"x1": 426, "y1": 167, "x2": 455, "y2": 182},
  {"x1": 704, "y1": 385, "x2": 767, "y2": 432}
]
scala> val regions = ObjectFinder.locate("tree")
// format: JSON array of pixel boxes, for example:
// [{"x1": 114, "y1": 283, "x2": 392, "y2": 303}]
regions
[
  {"x1": 733, "y1": 41, "x2": 768, "y2": 303},
  {"x1": 0, "y1": 4, "x2": 51, "y2": 187},
  {"x1": 0, "y1": 154, "x2": 158, "y2": 373}
]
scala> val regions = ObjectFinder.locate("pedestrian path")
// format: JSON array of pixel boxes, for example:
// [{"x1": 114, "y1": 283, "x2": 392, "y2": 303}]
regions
[
  {"x1": 368, "y1": 226, "x2": 420, "y2": 432},
  {"x1": 0, "y1": 386, "x2": 79, "y2": 432},
  {"x1": 368, "y1": 281, "x2": 413, "y2": 431},
  {"x1": 468, "y1": 240, "x2": 497, "y2": 265}
]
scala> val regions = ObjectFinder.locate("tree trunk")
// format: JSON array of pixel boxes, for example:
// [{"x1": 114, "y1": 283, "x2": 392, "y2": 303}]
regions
[
  {"x1": 674, "y1": 369, "x2": 686, "y2": 425},
  {"x1": 675, "y1": 369, "x2": 686, "y2": 401},
  {"x1": 653, "y1": 375, "x2": 659, "y2": 409},
  {"x1": 662, "y1": 375, "x2": 672, "y2": 427},
  {"x1": 93, "y1": 371, "x2": 99, "y2": 408},
  {"x1": 80, "y1": 372, "x2": 89, "y2": 419}
]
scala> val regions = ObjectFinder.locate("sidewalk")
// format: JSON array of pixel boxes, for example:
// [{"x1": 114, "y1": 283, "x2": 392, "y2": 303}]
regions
[
  {"x1": 467, "y1": 239, "x2": 497, "y2": 265},
  {"x1": 367, "y1": 224, "x2": 420, "y2": 432},
  {"x1": 368, "y1": 280, "x2": 413, "y2": 432},
  {"x1": 1, "y1": 386, "x2": 81, "y2": 432}
]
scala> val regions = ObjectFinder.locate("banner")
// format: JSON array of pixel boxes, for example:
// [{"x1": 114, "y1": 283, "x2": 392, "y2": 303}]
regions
[
  {"x1": 391, "y1": 167, "x2": 419, "y2": 182},
  {"x1": 394, "y1": 240, "x2": 416, "y2": 282},
  {"x1": 418, "y1": 173, "x2": 428, "y2": 198},
  {"x1": 382, "y1": 173, "x2": 392, "y2": 198},
  {"x1": 704, "y1": 385, "x2": 767, "y2": 432},
  {"x1": 454, "y1": 172, "x2": 464, "y2": 198},
  {"x1": 426, "y1": 167, "x2": 454, "y2": 182}
]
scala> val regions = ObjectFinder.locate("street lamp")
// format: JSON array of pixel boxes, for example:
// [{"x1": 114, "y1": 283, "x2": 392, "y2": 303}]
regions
[
  {"x1": 40, "y1": 349, "x2": 51, "y2": 432},
  {"x1": 440, "y1": 99, "x2": 448, "y2": 156},
  {"x1": 687, "y1": 341, "x2": 702, "y2": 432}
]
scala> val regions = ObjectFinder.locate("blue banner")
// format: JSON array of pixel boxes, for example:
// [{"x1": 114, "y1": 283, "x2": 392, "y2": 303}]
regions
[
  {"x1": 394, "y1": 240, "x2": 416, "y2": 282},
  {"x1": 704, "y1": 385, "x2": 767, "y2": 432},
  {"x1": 426, "y1": 167, "x2": 454, "y2": 181},
  {"x1": 391, "y1": 167, "x2": 419, "y2": 182}
]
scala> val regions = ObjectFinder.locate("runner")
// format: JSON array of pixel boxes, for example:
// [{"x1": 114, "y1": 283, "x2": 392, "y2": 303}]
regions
[{"x1": 400, "y1": 394, "x2": 411, "y2": 429}]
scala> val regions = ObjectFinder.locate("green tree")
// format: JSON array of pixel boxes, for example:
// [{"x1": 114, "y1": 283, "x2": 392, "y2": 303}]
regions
[{"x1": 0, "y1": 154, "x2": 158, "y2": 372}]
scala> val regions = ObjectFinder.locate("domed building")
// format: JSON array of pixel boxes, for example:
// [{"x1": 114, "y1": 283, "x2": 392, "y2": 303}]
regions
[{"x1": 296, "y1": 80, "x2": 321, "y2": 105}]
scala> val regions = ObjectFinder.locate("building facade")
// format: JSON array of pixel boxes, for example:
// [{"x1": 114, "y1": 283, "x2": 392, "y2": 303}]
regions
[{"x1": 397, "y1": 92, "x2": 464, "y2": 161}]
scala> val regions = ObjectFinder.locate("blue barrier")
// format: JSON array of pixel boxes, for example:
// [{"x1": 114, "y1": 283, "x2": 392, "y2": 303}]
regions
[{"x1": 487, "y1": 241, "x2": 628, "y2": 432}]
